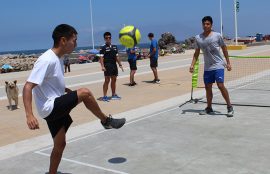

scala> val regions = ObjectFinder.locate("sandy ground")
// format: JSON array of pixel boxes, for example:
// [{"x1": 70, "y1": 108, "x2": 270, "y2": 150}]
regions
[{"x1": 0, "y1": 46, "x2": 269, "y2": 147}]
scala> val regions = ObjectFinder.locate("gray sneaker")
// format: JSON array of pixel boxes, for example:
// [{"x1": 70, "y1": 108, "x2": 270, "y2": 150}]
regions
[
  {"x1": 227, "y1": 106, "x2": 234, "y2": 117},
  {"x1": 200, "y1": 107, "x2": 214, "y2": 115},
  {"x1": 101, "y1": 115, "x2": 126, "y2": 129}
]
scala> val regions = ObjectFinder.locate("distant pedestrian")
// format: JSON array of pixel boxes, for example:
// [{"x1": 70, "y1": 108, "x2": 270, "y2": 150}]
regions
[
  {"x1": 148, "y1": 33, "x2": 160, "y2": 83},
  {"x1": 63, "y1": 55, "x2": 70, "y2": 73},
  {"x1": 126, "y1": 47, "x2": 137, "y2": 86}
]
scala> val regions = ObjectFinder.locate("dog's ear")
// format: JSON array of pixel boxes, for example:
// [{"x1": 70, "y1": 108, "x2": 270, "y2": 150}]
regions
[
  {"x1": 5, "y1": 81, "x2": 8, "y2": 85},
  {"x1": 14, "y1": 80, "x2": 17, "y2": 84}
]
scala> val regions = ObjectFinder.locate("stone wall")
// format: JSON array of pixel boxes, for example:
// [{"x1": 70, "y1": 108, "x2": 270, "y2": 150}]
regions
[{"x1": 0, "y1": 57, "x2": 37, "y2": 72}]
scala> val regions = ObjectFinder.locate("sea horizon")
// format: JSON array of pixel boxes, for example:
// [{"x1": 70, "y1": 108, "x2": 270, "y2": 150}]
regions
[{"x1": 0, "y1": 43, "x2": 152, "y2": 56}]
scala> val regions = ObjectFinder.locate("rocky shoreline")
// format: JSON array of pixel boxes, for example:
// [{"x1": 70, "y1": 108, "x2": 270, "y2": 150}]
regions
[{"x1": 0, "y1": 56, "x2": 37, "y2": 72}]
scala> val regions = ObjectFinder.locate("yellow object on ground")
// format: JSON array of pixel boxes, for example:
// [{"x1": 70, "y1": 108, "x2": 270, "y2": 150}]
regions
[{"x1": 227, "y1": 45, "x2": 247, "y2": 50}]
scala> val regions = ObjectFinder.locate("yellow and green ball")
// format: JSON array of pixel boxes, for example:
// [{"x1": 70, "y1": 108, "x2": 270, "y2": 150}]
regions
[{"x1": 119, "y1": 26, "x2": 141, "y2": 48}]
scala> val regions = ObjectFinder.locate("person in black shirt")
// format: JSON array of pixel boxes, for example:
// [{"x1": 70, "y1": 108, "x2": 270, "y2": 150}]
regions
[{"x1": 99, "y1": 32, "x2": 124, "y2": 101}]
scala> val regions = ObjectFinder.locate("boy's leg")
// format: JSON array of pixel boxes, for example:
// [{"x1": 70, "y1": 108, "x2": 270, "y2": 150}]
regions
[
  {"x1": 204, "y1": 70, "x2": 216, "y2": 108},
  {"x1": 129, "y1": 70, "x2": 133, "y2": 84},
  {"x1": 49, "y1": 127, "x2": 66, "y2": 174},
  {"x1": 215, "y1": 69, "x2": 232, "y2": 107},
  {"x1": 76, "y1": 88, "x2": 126, "y2": 128},
  {"x1": 131, "y1": 70, "x2": 136, "y2": 83},
  {"x1": 111, "y1": 76, "x2": 117, "y2": 95},
  {"x1": 103, "y1": 76, "x2": 110, "y2": 97},
  {"x1": 77, "y1": 88, "x2": 107, "y2": 123},
  {"x1": 129, "y1": 71, "x2": 132, "y2": 84},
  {"x1": 217, "y1": 83, "x2": 232, "y2": 107},
  {"x1": 205, "y1": 83, "x2": 213, "y2": 108},
  {"x1": 131, "y1": 60, "x2": 137, "y2": 84},
  {"x1": 151, "y1": 67, "x2": 158, "y2": 80}
]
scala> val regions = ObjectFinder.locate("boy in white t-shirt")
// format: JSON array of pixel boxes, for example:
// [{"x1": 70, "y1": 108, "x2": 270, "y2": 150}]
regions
[{"x1": 23, "y1": 24, "x2": 126, "y2": 174}]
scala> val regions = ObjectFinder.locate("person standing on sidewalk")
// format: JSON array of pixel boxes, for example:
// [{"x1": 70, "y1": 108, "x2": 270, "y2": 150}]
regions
[
  {"x1": 148, "y1": 33, "x2": 160, "y2": 83},
  {"x1": 99, "y1": 32, "x2": 124, "y2": 102},
  {"x1": 126, "y1": 46, "x2": 137, "y2": 86},
  {"x1": 63, "y1": 54, "x2": 71, "y2": 73},
  {"x1": 23, "y1": 24, "x2": 126, "y2": 174},
  {"x1": 189, "y1": 16, "x2": 234, "y2": 117}
]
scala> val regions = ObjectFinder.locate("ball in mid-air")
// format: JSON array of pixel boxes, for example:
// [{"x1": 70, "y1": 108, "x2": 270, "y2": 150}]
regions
[{"x1": 119, "y1": 26, "x2": 141, "y2": 48}]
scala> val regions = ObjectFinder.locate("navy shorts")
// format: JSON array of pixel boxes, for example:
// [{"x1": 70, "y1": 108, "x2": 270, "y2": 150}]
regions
[
  {"x1": 203, "y1": 69, "x2": 225, "y2": 84},
  {"x1": 128, "y1": 59, "x2": 137, "y2": 70},
  {"x1": 104, "y1": 63, "x2": 118, "y2": 76},
  {"x1": 44, "y1": 91, "x2": 78, "y2": 138},
  {"x1": 150, "y1": 57, "x2": 158, "y2": 68}
]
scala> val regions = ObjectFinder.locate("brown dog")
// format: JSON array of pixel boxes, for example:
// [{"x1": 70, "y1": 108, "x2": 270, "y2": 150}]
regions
[{"x1": 5, "y1": 80, "x2": 20, "y2": 110}]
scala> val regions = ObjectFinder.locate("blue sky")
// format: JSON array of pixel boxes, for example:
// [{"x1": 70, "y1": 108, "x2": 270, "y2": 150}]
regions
[{"x1": 1, "y1": 0, "x2": 270, "y2": 52}]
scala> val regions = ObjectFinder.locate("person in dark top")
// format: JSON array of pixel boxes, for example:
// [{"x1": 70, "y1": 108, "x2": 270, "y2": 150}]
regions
[
  {"x1": 63, "y1": 54, "x2": 71, "y2": 73},
  {"x1": 148, "y1": 33, "x2": 160, "y2": 84},
  {"x1": 126, "y1": 47, "x2": 137, "y2": 86},
  {"x1": 99, "y1": 32, "x2": 124, "y2": 101}
]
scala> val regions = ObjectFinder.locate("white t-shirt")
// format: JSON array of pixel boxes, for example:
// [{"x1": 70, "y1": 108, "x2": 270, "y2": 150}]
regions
[
  {"x1": 27, "y1": 49, "x2": 65, "y2": 118},
  {"x1": 194, "y1": 32, "x2": 226, "y2": 71}
]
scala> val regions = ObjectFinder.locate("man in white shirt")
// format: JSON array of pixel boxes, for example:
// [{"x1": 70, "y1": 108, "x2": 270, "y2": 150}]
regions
[{"x1": 23, "y1": 24, "x2": 126, "y2": 174}]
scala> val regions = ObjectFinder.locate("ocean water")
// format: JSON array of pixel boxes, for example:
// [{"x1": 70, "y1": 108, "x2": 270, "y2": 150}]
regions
[{"x1": 0, "y1": 43, "x2": 150, "y2": 56}]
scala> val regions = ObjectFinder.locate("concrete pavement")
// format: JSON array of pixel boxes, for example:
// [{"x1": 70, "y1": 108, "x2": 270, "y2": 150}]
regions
[{"x1": 0, "y1": 45, "x2": 270, "y2": 173}]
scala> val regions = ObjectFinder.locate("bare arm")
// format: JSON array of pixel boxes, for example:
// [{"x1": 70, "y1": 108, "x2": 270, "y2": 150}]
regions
[
  {"x1": 23, "y1": 82, "x2": 39, "y2": 130},
  {"x1": 189, "y1": 48, "x2": 200, "y2": 73},
  {"x1": 221, "y1": 45, "x2": 232, "y2": 71},
  {"x1": 148, "y1": 48, "x2": 156, "y2": 58},
  {"x1": 116, "y1": 55, "x2": 124, "y2": 72},
  {"x1": 100, "y1": 56, "x2": 106, "y2": 71}
]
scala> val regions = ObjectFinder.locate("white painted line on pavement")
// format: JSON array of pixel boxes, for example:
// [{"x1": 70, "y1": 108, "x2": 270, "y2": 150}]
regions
[
  {"x1": 0, "y1": 91, "x2": 204, "y2": 160},
  {"x1": 64, "y1": 57, "x2": 192, "y2": 79},
  {"x1": 67, "y1": 63, "x2": 191, "y2": 88},
  {"x1": 35, "y1": 151, "x2": 129, "y2": 174},
  {"x1": 34, "y1": 107, "x2": 179, "y2": 173},
  {"x1": 0, "y1": 63, "x2": 191, "y2": 100},
  {"x1": 37, "y1": 106, "x2": 180, "y2": 152},
  {"x1": 0, "y1": 57, "x2": 192, "y2": 90}
]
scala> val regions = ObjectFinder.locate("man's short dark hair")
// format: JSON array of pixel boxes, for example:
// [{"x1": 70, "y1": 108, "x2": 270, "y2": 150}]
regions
[
  {"x1": 104, "y1": 32, "x2": 111, "y2": 38},
  {"x1": 202, "y1": 16, "x2": 213, "y2": 25},
  {"x1": 52, "y1": 24, "x2": 77, "y2": 46},
  {"x1": 148, "y1": 33, "x2": 154, "y2": 38}
]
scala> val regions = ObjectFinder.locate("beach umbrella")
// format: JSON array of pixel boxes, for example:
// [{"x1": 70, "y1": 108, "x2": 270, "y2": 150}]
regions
[{"x1": 1, "y1": 64, "x2": 13, "y2": 70}]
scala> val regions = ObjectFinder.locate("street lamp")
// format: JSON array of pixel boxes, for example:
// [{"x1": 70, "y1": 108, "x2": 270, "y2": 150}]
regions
[
  {"x1": 220, "y1": 0, "x2": 223, "y2": 37},
  {"x1": 90, "y1": 0, "x2": 95, "y2": 49},
  {"x1": 234, "y1": 0, "x2": 239, "y2": 45}
]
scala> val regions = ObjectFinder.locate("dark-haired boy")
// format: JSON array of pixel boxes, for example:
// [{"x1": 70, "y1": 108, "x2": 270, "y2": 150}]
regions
[
  {"x1": 23, "y1": 24, "x2": 126, "y2": 174},
  {"x1": 189, "y1": 16, "x2": 234, "y2": 117}
]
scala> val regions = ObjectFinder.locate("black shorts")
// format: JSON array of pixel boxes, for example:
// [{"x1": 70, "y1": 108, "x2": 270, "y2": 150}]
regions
[
  {"x1": 150, "y1": 57, "x2": 158, "y2": 68},
  {"x1": 104, "y1": 63, "x2": 118, "y2": 76},
  {"x1": 128, "y1": 59, "x2": 137, "y2": 70},
  {"x1": 44, "y1": 91, "x2": 78, "y2": 138}
]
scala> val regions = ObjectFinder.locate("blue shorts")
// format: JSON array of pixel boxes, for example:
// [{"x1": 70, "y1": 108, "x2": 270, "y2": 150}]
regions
[{"x1": 203, "y1": 69, "x2": 224, "y2": 84}]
